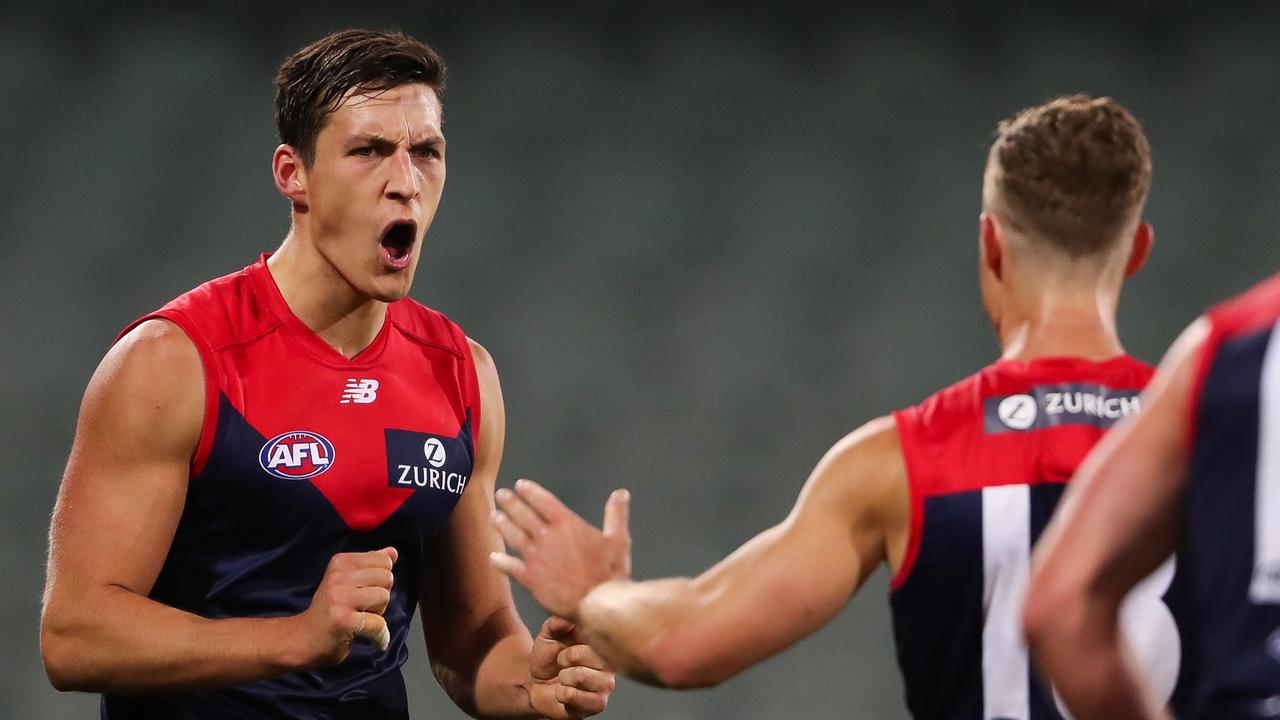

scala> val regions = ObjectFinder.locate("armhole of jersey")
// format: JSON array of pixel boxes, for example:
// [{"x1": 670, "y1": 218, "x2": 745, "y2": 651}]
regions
[
  {"x1": 117, "y1": 310, "x2": 220, "y2": 477},
  {"x1": 1184, "y1": 318, "x2": 1221, "y2": 451},
  {"x1": 459, "y1": 330, "x2": 483, "y2": 452},
  {"x1": 890, "y1": 409, "x2": 924, "y2": 592}
]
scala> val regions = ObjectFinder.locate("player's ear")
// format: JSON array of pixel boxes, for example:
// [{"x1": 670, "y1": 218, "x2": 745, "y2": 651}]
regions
[
  {"x1": 980, "y1": 212, "x2": 1004, "y2": 281},
  {"x1": 1123, "y1": 221, "x2": 1153, "y2": 278},
  {"x1": 273, "y1": 144, "x2": 308, "y2": 211}
]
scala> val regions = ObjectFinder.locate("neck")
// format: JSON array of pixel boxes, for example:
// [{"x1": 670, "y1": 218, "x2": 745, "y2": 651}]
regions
[
  {"x1": 997, "y1": 283, "x2": 1125, "y2": 363},
  {"x1": 267, "y1": 230, "x2": 388, "y2": 359}
]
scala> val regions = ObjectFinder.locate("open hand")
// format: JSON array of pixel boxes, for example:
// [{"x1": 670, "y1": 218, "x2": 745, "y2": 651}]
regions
[{"x1": 489, "y1": 480, "x2": 630, "y2": 620}]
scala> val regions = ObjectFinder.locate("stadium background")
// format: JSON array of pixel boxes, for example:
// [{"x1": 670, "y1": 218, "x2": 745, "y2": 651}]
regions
[{"x1": 4, "y1": 2, "x2": 1279, "y2": 718}]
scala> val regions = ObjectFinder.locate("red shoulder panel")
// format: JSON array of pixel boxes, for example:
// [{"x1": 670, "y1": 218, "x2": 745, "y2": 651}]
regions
[
  {"x1": 1188, "y1": 271, "x2": 1280, "y2": 444},
  {"x1": 390, "y1": 298, "x2": 482, "y2": 449},
  {"x1": 115, "y1": 261, "x2": 270, "y2": 475},
  {"x1": 891, "y1": 356, "x2": 1154, "y2": 589}
]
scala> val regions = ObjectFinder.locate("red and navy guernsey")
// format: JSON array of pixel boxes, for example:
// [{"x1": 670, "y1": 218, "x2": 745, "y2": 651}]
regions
[
  {"x1": 102, "y1": 254, "x2": 481, "y2": 719},
  {"x1": 889, "y1": 355, "x2": 1190, "y2": 720},
  {"x1": 1178, "y1": 272, "x2": 1280, "y2": 720}
]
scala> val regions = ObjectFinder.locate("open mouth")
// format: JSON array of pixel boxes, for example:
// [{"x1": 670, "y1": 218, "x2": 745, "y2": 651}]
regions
[{"x1": 379, "y1": 220, "x2": 417, "y2": 267}]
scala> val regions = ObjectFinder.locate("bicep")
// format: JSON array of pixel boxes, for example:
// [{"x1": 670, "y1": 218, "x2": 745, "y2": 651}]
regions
[
  {"x1": 669, "y1": 417, "x2": 900, "y2": 673},
  {"x1": 46, "y1": 320, "x2": 203, "y2": 605}
]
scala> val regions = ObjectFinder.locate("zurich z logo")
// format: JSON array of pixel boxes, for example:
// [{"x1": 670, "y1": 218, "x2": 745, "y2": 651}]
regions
[{"x1": 259, "y1": 431, "x2": 336, "y2": 479}]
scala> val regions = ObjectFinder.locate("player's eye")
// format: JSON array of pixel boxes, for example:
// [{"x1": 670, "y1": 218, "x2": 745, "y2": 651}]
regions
[{"x1": 349, "y1": 146, "x2": 375, "y2": 157}]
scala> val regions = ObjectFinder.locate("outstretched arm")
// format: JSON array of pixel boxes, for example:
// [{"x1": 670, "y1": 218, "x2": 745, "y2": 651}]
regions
[
  {"x1": 492, "y1": 416, "x2": 906, "y2": 688},
  {"x1": 420, "y1": 339, "x2": 614, "y2": 719},
  {"x1": 1024, "y1": 319, "x2": 1209, "y2": 720}
]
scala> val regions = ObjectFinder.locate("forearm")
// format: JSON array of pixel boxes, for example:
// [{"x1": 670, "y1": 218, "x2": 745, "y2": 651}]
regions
[
  {"x1": 42, "y1": 584, "x2": 306, "y2": 693},
  {"x1": 1026, "y1": 598, "x2": 1168, "y2": 720},
  {"x1": 430, "y1": 611, "x2": 542, "y2": 720},
  {"x1": 577, "y1": 578, "x2": 706, "y2": 688},
  {"x1": 471, "y1": 634, "x2": 543, "y2": 719}
]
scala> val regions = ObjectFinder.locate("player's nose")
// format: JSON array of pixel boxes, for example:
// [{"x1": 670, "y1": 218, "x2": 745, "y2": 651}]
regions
[{"x1": 384, "y1": 148, "x2": 419, "y2": 202}]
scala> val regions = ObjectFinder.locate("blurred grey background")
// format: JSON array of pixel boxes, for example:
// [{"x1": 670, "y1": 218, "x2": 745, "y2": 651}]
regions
[{"x1": 4, "y1": 1, "x2": 1279, "y2": 718}]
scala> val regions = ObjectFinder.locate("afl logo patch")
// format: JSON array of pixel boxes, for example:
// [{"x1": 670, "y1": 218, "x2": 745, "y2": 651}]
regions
[{"x1": 259, "y1": 431, "x2": 336, "y2": 479}]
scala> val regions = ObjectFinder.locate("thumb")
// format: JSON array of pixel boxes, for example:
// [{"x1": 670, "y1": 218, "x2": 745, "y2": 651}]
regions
[
  {"x1": 602, "y1": 488, "x2": 630, "y2": 540},
  {"x1": 355, "y1": 612, "x2": 391, "y2": 652},
  {"x1": 541, "y1": 615, "x2": 577, "y2": 640}
]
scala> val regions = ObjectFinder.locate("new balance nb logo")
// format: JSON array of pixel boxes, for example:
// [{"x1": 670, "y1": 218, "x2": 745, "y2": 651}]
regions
[{"x1": 340, "y1": 378, "x2": 380, "y2": 404}]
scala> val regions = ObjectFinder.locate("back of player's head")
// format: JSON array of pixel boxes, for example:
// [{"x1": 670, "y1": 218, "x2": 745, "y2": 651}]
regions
[
  {"x1": 985, "y1": 95, "x2": 1151, "y2": 258},
  {"x1": 275, "y1": 29, "x2": 447, "y2": 167}
]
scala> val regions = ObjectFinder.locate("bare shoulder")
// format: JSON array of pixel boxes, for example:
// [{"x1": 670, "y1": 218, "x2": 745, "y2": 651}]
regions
[
  {"x1": 80, "y1": 318, "x2": 204, "y2": 456},
  {"x1": 465, "y1": 336, "x2": 499, "y2": 386},
  {"x1": 464, "y1": 336, "x2": 505, "y2": 455},
  {"x1": 819, "y1": 415, "x2": 906, "y2": 502},
  {"x1": 790, "y1": 415, "x2": 905, "y2": 526},
  {"x1": 828, "y1": 415, "x2": 902, "y2": 466},
  {"x1": 109, "y1": 318, "x2": 201, "y2": 370}
]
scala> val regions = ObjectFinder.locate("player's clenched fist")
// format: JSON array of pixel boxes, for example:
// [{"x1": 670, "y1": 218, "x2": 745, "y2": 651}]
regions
[
  {"x1": 527, "y1": 616, "x2": 616, "y2": 719},
  {"x1": 489, "y1": 480, "x2": 631, "y2": 620},
  {"x1": 292, "y1": 547, "x2": 398, "y2": 667}
]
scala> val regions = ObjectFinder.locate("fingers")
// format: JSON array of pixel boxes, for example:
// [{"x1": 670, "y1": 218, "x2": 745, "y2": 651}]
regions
[
  {"x1": 496, "y1": 487, "x2": 548, "y2": 536},
  {"x1": 492, "y1": 509, "x2": 531, "y2": 552},
  {"x1": 489, "y1": 551, "x2": 527, "y2": 580},
  {"x1": 557, "y1": 642, "x2": 611, "y2": 671},
  {"x1": 602, "y1": 488, "x2": 630, "y2": 540},
  {"x1": 541, "y1": 615, "x2": 576, "y2": 639},
  {"x1": 511, "y1": 479, "x2": 571, "y2": 523},
  {"x1": 350, "y1": 585, "x2": 393, "y2": 614},
  {"x1": 349, "y1": 566, "x2": 395, "y2": 590},
  {"x1": 557, "y1": 665, "x2": 616, "y2": 694},
  {"x1": 554, "y1": 672, "x2": 613, "y2": 717},
  {"x1": 319, "y1": 549, "x2": 398, "y2": 656},
  {"x1": 331, "y1": 547, "x2": 397, "y2": 571}
]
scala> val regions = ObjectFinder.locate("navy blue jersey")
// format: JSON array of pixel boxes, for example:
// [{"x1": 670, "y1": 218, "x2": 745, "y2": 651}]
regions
[
  {"x1": 890, "y1": 356, "x2": 1187, "y2": 720},
  {"x1": 1178, "y1": 272, "x2": 1280, "y2": 719},
  {"x1": 101, "y1": 256, "x2": 482, "y2": 719}
]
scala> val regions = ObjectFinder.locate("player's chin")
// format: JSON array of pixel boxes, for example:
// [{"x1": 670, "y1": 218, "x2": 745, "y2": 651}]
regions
[{"x1": 367, "y1": 272, "x2": 415, "y2": 302}]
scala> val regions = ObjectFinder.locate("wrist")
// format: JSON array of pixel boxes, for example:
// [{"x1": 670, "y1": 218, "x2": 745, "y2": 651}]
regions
[
  {"x1": 272, "y1": 614, "x2": 317, "y2": 672},
  {"x1": 577, "y1": 579, "x2": 628, "y2": 625}
]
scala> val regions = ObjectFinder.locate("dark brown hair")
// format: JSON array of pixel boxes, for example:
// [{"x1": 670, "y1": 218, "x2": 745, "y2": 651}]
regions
[
  {"x1": 275, "y1": 29, "x2": 447, "y2": 166},
  {"x1": 988, "y1": 95, "x2": 1152, "y2": 257}
]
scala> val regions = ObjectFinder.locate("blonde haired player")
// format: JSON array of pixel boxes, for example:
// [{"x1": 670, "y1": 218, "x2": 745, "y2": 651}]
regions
[{"x1": 492, "y1": 95, "x2": 1186, "y2": 720}]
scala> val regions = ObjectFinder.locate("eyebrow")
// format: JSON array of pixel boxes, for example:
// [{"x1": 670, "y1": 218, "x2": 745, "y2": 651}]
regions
[{"x1": 349, "y1": 133, "x2": 445, "y2": 151}]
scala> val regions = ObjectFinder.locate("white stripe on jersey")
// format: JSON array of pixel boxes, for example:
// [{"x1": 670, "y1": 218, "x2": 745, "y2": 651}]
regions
[
  {"x1": 1250, "y1": 323, "x2": 1280, "y2": 603},
  {"x1": 982, "y1": 484, "x2": 1031, "y2": 720}
]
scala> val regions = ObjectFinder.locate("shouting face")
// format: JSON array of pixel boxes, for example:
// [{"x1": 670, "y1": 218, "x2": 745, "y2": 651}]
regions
[{"x1": 287, "y1": 82, "x2": 446, "y2": 302}]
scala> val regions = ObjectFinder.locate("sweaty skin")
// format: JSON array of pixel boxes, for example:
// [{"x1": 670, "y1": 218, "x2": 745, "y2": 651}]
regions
[{"x1": 40, "y1": 82, "x2": 614, "y2": 719}]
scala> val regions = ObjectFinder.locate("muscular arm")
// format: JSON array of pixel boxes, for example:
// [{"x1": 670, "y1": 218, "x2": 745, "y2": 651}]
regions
[
  {"x1": 1023, "y1": 319, "x2": 1209, "y2": 720},
  {"x1": 41, "y1": 320, "x2": 394, "y2": 693},
  {"x1": 493, "y1": 415, "x2": 908, "y2": 688},
  {"x1": 421, "y1": 339, "x2": 611, "y2": 719},
  {"x1": 42, "y1": 321, "x2": 292, "y2": 690}
]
